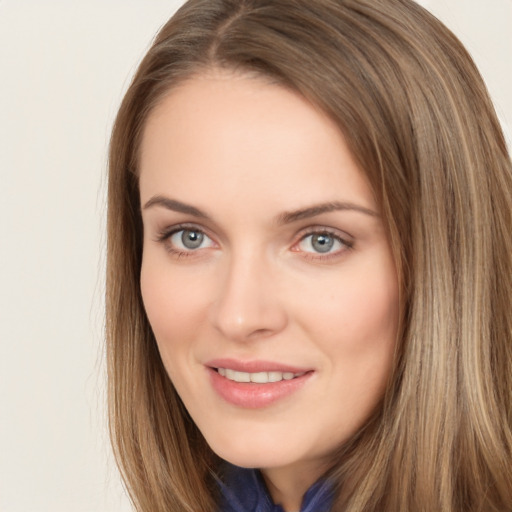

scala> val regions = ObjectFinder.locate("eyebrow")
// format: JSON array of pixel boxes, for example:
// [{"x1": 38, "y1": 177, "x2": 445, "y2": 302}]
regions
[
  {"x1": 142, "y1": 195, "x2": 378, "y2": 223},
  {"x1": 143, "y1": 196, "x2": 210, "y2": 219},
  {"x1": 277, "y1": 201, "x2": 379, "y2": 224}
]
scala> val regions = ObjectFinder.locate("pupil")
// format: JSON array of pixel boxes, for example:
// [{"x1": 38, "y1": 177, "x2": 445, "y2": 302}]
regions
[
  {"x1": 182, "y1": 230, "x2": 203, "y2": 249},
  {"x1": 312, "y1": 234, "x2": 334, "y2": 253}
]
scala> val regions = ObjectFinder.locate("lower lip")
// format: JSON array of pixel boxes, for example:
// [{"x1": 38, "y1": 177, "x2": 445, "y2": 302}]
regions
[{"x1": 207, "y1": 367, "x2": 312, "y2": 409}]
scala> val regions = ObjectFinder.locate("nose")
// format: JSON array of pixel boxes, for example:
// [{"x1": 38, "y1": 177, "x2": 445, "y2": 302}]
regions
[{"x1": 209, "y1": 251, "x2": 288, "y2": 342}]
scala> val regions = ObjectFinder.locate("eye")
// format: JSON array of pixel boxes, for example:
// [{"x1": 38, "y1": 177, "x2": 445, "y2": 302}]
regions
[
  {"x1": 296, "y1": 231, "x2": 351, "y2": 255},
  {"x1": 168, "y1": 228, "x2": 215, "y2": 251}
]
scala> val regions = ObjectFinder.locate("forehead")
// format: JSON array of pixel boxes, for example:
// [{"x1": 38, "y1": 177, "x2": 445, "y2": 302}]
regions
[{"x1": 139, "y1": 72, "x2": 376, "y2": 214}]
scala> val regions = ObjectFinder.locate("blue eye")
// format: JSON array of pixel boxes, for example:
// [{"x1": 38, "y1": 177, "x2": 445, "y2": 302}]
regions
[
  {"x1": 297, "y1": 232, "x2": 349, "y2": 254},
  {"x1": 169, "y1": 229, "x2": 214, "y2": 251}
]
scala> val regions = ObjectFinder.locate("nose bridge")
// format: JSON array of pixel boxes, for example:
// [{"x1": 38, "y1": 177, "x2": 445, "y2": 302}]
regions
[{"x1": 209, "y1": 245, "x2": 287, "y2": 341}]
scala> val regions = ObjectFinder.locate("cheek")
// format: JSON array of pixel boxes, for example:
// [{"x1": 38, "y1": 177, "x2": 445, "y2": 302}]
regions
[
  {"x1": 303, "y1": 268, "x2": 398, "y2": 344},
  {"x1": 312, "y1": 274, "x2": 398, "y2": 427},
  {"x1": 296, "y1": 255, "x2": 399, "y2": 391},
  {"x1": 140, "y1": 255, "x2": 207, "y2": 355}
]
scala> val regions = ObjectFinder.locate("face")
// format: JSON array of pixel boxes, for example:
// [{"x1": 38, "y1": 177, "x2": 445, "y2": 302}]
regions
[{"x1": 139, "y1": 71, "x2": 399, "y2": 480}]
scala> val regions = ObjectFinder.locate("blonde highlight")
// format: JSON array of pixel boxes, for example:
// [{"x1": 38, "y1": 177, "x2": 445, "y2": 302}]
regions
[{"x1": 106, "y1": 1, "x2": 512, "y2": 510}]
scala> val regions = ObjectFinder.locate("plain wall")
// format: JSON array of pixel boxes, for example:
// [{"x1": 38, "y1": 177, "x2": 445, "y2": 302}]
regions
[{"x1": 0, "y1": 1, "x2": 510, "y2": 511}]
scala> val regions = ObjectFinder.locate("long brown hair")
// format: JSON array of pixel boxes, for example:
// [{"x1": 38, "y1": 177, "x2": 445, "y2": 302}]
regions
[{"x1": 106, "y1": 1, "x2": 512, "y2": 510}]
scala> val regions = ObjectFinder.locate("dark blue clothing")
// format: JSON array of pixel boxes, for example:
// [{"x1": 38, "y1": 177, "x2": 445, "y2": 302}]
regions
[{"x1": 218, "y1": 464, "x2": 333, "y2": 512}]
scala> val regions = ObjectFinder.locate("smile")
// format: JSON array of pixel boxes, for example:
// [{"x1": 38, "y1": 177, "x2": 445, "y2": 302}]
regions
[
  {"x1": 217, "y1": 368, "x2": 306, "y2": 383},
  {"x1": 207, "y1": 362, "x2": 313, "y2": 408}
]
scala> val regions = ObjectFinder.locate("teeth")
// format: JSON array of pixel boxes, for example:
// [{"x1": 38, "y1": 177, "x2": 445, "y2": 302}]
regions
[
  {"x1": 217, "y1": 368, "x2": 305, "y2": 383},
  {"x1": 268, "y1": 371, "x2": 283, "y2": 382},
  {"x1": 234, "y1": 371, "x2": 251, "y2": 383},
  {"x1": 250, "y1": 372, "x2": 269, "y2": 383}
]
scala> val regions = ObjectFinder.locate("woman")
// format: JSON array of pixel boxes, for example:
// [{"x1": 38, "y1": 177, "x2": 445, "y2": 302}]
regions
[{"x1": 106, "y1": 0, "x2": 512, "y2": 511}]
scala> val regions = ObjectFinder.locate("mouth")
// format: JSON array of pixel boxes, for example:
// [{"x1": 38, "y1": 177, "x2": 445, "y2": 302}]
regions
[
  {"x1": 206, "y1": 360, "x2": 313, "y2": 408},
  {"x1": 215, "y1": 367, "x2": 307, "y2": 383}
]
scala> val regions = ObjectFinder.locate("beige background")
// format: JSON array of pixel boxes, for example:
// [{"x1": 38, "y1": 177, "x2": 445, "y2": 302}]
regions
[{"x1": 0, "y1": 1, "x2": 510, "y2": 511}]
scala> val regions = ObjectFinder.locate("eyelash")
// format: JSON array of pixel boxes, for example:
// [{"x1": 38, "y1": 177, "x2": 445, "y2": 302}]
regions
[{"x1": 155, "y1": 224, "x2": 354, "y2": 260}]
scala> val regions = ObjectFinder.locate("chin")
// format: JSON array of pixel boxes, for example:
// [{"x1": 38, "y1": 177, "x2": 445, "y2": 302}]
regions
[
  {"x1": 217, "y1": 449, "x2": 295, "y2": 470},
  {"x1": 204, "y1": 432, "x2": 289, "y2": 469}
]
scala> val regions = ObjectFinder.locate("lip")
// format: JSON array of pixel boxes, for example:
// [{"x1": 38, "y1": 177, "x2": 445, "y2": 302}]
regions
[{"x1": 205, "y1": 358, "x2": 313, "y2": 409}]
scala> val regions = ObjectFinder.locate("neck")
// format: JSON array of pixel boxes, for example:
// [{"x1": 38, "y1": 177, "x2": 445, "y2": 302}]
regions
[{"x1": 260, "y1": 460, "x2": 329, "y2": 512}]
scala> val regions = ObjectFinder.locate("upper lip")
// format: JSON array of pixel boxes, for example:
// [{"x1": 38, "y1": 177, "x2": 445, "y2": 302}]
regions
[{"x1": 205, "y1": 358, "x2": 312, "y2": 374}]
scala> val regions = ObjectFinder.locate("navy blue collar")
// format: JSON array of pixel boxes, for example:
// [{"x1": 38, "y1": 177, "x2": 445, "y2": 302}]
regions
[{"x1": 217, "y1": 463, "x2": 333, "y2": 512}]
